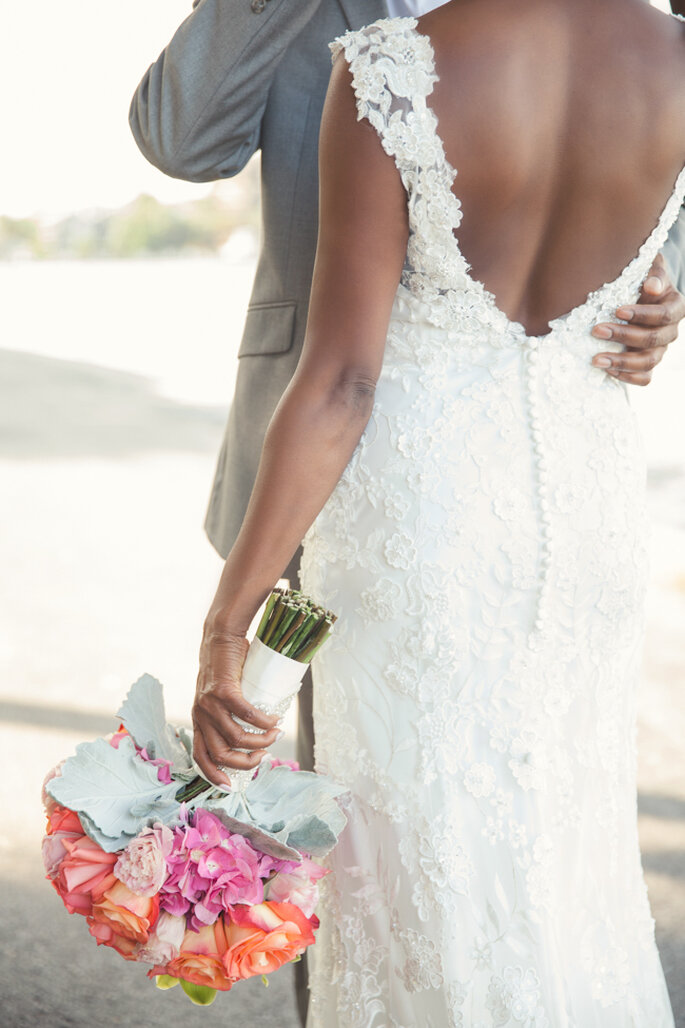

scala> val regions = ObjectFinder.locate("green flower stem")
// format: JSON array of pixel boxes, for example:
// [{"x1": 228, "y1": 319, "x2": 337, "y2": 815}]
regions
[
  {"x1": 256, "y1": 589, "x2": 281, "y2": 640},
  {"x1": 294, "y1": 618, "x2": 334, "y2": 663},
  {"x1": 176, "y1": 775, "x2": 212, "y2": 803},
  {"x1": 277, "y1": 609, "x2": 307, "y2": 650},
  {"x1": 282, "y1": 612, "x2": 318, "y2": 659},
  {"x1": 256, "y1": 587, "x2": 337, "y2": 660},
  {"x1": 260, "y1": 597, "x2": 287, "y2": 647}
]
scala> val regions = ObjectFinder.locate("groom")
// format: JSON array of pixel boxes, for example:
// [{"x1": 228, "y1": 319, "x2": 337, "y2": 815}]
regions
[{"x1": 130, "y1": 0, "x2": 685, "y2": 1020}]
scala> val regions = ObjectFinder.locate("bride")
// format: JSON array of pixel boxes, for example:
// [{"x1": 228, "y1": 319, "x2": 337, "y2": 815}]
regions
[{"x1": 191, "y1": 1, "x2": 684, "y2": 1024}]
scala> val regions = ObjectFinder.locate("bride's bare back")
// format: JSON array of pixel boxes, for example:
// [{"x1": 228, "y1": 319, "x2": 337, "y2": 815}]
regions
[{"x1": 421, "y1": 0, "x2": 685, "y2": 335}]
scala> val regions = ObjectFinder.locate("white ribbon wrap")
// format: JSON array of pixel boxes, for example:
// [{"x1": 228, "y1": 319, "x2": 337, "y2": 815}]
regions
[
  {"x1": 240, "y1": 637, "x2": 308, "y2": 709},
  {"x1": 220, "y1": 638, "x2": 309, "y2": 792}
]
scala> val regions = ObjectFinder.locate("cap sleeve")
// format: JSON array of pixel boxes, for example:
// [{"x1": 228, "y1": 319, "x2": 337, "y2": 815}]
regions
[{"x1": 328, "y1": 18, "x2": 438, "y2": 187}]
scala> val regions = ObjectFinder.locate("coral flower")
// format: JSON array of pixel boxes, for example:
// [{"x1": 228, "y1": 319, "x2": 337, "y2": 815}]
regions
[
  {"x1": 42, "y1": 806, "x2": 85, "y2": 881},
  {"x1": 45, "y1": 805, "x2": 83, "y2": 837},
  {"x1": 91, "y1": 879, "x2": 159, "y2": 944},
  {"x1": 164, "y1": 922, "x2": 234, "y2": 991},
  {"x1": 222, "y1": 901, "x2": 316, "y2": 980},
  {"x1": 87, "y1": 917, "x2": 141, "y2": 960},
  {"x1": 51, "y1": 834, "x2": 119, "y2": 916}
]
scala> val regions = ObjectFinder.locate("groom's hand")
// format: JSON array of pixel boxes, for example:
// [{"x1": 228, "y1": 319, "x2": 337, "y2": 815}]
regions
[{"x1": 591, "y1": 254, "x2": 685, "y2": 386}]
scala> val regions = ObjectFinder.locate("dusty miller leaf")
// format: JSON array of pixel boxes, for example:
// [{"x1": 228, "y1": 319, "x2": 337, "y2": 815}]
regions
[
  {"x1": 205, "y1": 764, "x2": 348, "y2": 860},
  {"x1": 116, "y1": 674, "x2": 192, "y2": 770},
  {"x1": 46, "y1": 735, "x2": 180, "y2": 851}
]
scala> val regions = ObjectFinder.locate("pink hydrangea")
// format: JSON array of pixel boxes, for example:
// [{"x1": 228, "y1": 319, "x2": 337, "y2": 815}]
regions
[
  {"x1": 159, "y1": 810, "x2": 271, "y2": 928},
  {"x1": 266, "y1": 857, "x2": 329, "y2": 918},
  {"x1": 114, "y1": 825, "x2": 173, "y2": 897}
]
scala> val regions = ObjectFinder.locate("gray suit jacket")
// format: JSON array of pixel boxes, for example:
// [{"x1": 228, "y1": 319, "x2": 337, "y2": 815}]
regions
[
  {"x1": 130, "y1": 0, "x2": 386, "y2": 562},
  {"x1": 130, "y1": 0, "x2": 685, "y2": 563}
]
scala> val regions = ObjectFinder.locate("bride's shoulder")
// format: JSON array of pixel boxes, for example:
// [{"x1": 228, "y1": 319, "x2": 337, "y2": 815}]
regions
[{"x1": 330, "y1": 17, "x2": 427, "y2": 67}]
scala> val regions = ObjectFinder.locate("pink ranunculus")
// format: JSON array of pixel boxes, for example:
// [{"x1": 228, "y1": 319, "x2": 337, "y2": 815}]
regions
[
  {"x1": 42, "y1": 831, "x2": 79, "y2": 879},
  {"x1": 164, "y1": 922, "x2": 234, "y2": 992},
  {"x1": 266, "y1": 857, "x2": 329, "y2": 918},
  {"x1": 51, "y1": 834, "x2": 119, "y2": 916},
  {"x1": 222, "y1": 901, "x2": 316, "y2": 981},
  {"x1": 41, "y1": 761, "x2": 66, "y2": 816},
  {"x1": 45, "y1": 805, "x2": 83, "y2": 837},
  {"x1": 87, "y1": 917, "x2": 141, "y2": 960},
  {"x1": 42, "y1": 805, "x2": 84, "y2": 879},
  {"x1": 90, "y1": 879, "x2": 159, "y2": 944},
  {"x1": 114, "y1": 825, "x2": 173, "y2": 897},
  {"x1": 137, "y1": 911, "x2": 186, "y2": 966}
]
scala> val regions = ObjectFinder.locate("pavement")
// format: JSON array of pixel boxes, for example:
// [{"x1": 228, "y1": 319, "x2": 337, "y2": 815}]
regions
[{"x1": 0, "y1": 257, "x2": 683, "y2": 1027}]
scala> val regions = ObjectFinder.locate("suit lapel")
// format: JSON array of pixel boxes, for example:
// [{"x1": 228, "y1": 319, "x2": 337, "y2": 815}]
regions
[{"x1": 336, "y1": 0, "x2": 388, "y2": 31}]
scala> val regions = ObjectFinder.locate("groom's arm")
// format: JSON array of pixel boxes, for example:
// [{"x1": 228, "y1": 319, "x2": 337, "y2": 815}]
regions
[{"x1": 129, "y1": 0, "x2": 323, "y2": 181}]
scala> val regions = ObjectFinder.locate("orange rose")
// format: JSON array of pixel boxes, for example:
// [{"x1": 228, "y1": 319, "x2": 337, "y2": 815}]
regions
[
  {"x1": 166, "y1": 923, "x2": 234, "y2": 992},
  {"x1": 222, "y1": 902, "x2": 316, "y2": 981},
  {"x1": 87, "y1": 917, "x2": 140, "y2": 960},
  {"x1": 51, "y1": 834, "x2": 119, "y2": 916},
  {"x1": 90, "y1": 880, "x2": 159, "y2": 944}
]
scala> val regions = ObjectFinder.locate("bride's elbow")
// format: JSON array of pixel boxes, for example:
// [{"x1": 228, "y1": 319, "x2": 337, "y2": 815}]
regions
[{"x1": 331, "y1": 370, "x2": 377, "y2": 420}]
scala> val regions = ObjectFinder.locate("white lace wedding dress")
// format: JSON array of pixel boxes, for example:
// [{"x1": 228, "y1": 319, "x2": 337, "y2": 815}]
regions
[{"x1": 300, "y1": 17, "x2": 684, "y2": 1028}]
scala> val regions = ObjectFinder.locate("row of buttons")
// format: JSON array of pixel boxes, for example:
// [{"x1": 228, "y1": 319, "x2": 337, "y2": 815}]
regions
[{"x1": 526, "y1": 337, "x2": 552, "y2": 644}]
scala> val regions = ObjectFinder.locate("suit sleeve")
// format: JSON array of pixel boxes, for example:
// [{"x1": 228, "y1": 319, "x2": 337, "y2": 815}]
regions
[
  {"x1": 129, "y1": 0, "x2": 323, "y2": 182},
  {"x1": 662, "y1": 206, "x2": 685, "y2": 296}
]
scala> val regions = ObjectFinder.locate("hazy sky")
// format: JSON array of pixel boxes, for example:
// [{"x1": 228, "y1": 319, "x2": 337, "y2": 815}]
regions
[
  {"x1": 1, "y1": 0, "x2": 673, "y2": 220},
  {"x1": 1, "y1": 0, "x2": 212, "y2": 219}
]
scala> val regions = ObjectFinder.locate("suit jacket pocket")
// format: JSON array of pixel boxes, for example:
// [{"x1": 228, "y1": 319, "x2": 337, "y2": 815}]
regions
[{"x1": 238, "y1": 301, "x2": 297, "y2": 357}]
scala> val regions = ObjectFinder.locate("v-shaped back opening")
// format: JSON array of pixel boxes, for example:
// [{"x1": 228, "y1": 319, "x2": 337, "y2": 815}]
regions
[{"x1": 408, "y1": 19, "x2": 685, "y2": 340}]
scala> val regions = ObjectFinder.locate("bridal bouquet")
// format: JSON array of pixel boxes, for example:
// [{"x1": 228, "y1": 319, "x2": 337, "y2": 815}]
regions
[{"x1": 42, "y1": 590, "x2": 343, "y2": 1006}]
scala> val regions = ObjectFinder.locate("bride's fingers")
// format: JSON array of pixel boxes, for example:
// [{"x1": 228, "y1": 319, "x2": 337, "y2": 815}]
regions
[
  {"x1": 192, "y1": 730, "x2": 231, "y2": 786},
  {"x1": 193, "y1": 724, "x2": 268, "y2": 785},
  {"x1": 195, "y1": 678, "x2": 279, "y2": 734},
  {"x1": 194, "y1": 702, "x2": 279, "y2": 752}
]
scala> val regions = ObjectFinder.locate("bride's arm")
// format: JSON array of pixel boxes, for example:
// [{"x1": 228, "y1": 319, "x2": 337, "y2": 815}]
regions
[{"x1": 192, "y1": 59, "x2": 409, "y2": 784}]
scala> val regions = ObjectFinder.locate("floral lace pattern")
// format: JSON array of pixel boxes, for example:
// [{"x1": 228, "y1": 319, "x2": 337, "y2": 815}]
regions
[{"x1": 301, "y1": 17, "x2": 681, "y2": 1028}]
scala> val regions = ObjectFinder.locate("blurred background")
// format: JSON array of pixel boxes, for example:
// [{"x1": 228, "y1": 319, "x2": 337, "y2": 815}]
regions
[{"x1": 0, "y1": 1, "x2": 683, "y2": 1025}]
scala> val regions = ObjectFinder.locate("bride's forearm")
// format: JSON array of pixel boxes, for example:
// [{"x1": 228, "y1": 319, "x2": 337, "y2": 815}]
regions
[{"x1": 208, "y1": 367, "x2": 375, "y2": 632}]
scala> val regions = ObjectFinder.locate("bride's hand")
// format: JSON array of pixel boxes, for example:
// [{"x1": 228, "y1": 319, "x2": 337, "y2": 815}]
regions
[{"x1": 192, "y1": 611, "x2": 280, "y2": 786}]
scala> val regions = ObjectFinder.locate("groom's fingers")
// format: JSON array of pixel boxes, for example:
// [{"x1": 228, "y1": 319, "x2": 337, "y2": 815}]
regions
[
  {"x1": 591, "y1": 255, "x2": 685, "y2": 372},
  {"x1": 593, "y1": 318, "x2": 678, "y2": 349},
  {"x1": 637, "y1": 252, "x2": 670, "y2": 301},
  {"x1": 592, "y1": 344, "x2": 667, "y2": 385}
]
